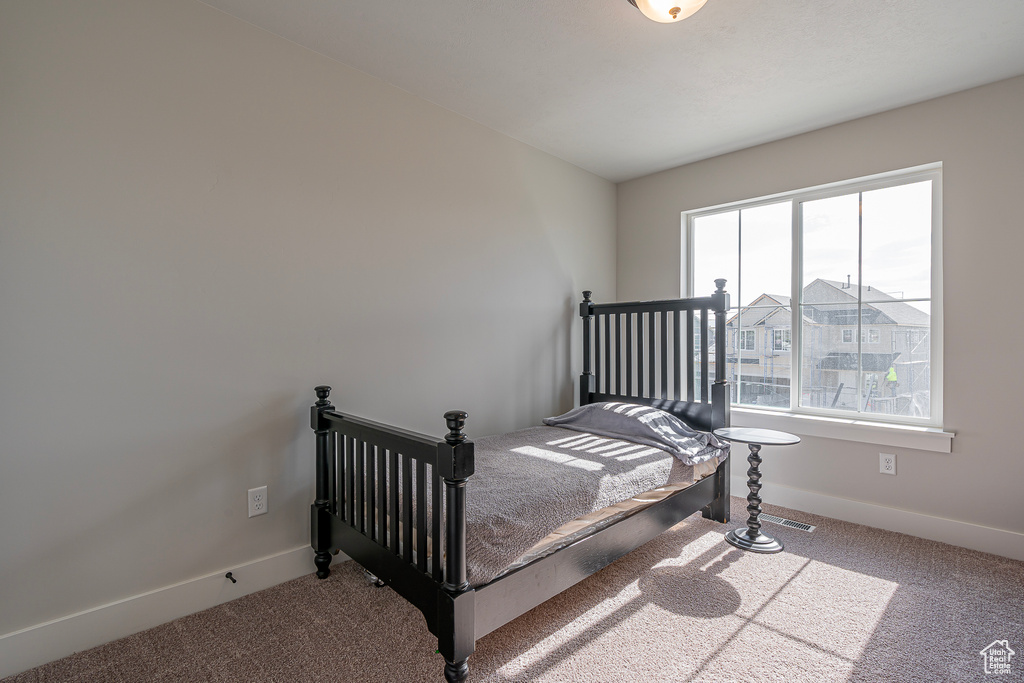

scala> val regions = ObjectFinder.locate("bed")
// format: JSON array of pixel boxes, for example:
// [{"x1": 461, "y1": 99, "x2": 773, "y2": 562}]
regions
[{"x1": 309, "y1": 280, "x2": 732, "y2": 681}]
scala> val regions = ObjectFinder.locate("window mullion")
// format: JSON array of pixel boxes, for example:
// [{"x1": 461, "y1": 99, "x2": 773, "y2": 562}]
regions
[
  {"x1": 736, "y1": 210, "x2": 743, "y2": 404},
  {"x1": 792, "y1": 199, "x2": 802, "y2": 412},
  {"x1": 929, "y1": 172, "x2": 943, "y2": 427},
  {"x1": 856, "y1": 191, "x2": 864, "y2": 414}
]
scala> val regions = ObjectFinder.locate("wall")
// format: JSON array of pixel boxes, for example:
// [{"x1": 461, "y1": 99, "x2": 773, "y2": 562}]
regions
[
  {"x1": 0, "y1": 0, "x2": 615, "y2": 671},
  {"x1": 617, "y1": 76, "x2": 1024, "y2": 542}
]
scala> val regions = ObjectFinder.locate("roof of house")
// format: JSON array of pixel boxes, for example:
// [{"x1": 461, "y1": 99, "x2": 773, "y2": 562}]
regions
[
  {"x1": 727, "y1": 293, "x2": 790, "y2": 327},
  {"x1": 729, "y1": 279, "x2": 930, "y2": 327},
  {"x1": 809, "y1": 279, "x2": 930, "y2": 326}
]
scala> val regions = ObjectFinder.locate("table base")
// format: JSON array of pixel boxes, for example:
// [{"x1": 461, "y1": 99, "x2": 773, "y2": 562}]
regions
[{"x1": 725, "y1": 528, "x2": 784, "y2": 554}]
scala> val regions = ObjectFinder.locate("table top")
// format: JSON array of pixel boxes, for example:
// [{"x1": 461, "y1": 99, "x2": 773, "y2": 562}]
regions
[{"x1": 713, "y1": 427, "x2": 801, "y2": 446}]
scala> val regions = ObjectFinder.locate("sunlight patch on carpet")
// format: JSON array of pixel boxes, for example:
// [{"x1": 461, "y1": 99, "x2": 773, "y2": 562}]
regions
[
  {"x1": 753, "y1": 560, "x2": 899, "y2": 661},
  {"x1": 495, "y1": 579, "x2": 644, "y2": 676}
]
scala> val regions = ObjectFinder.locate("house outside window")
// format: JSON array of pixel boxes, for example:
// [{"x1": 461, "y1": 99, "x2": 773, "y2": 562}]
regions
[
  {"x1": 687, "y1": 164, "x2": 941, "y2": 426},
  {"x1": 845, "y1": 329, "x2": 880, "y2": 344},
  {"x1": 736, "y1": 329, "x2": 755, "y2": 351}
]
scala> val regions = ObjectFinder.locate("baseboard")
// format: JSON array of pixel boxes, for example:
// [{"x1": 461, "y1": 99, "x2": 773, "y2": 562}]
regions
[
  {"x1": 0, "y1": 545, "x2": 345, "y2": 679},
  {"x1": 731, "y1": 476, "x2": 1024, "y2": 562}
]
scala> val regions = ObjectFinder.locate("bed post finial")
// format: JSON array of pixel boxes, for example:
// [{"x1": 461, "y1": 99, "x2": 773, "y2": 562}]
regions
[
  {"x1": 711, "y1": 279, "x2": 729, "y2": 314},
  {"x1": 314, "y1": 385, "x2": 332, "y2": 408},
  {"x1": 580, "y1": 291, "x2": 593, "y2": 317},
  {"x1": 444, "y1": 411, "x2": 468, "y2": 444}
]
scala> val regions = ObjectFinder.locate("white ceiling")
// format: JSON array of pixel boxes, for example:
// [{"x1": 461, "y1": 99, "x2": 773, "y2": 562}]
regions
[{"x1": 201, "y1": 0, "x2": 1024, "y2": 182}]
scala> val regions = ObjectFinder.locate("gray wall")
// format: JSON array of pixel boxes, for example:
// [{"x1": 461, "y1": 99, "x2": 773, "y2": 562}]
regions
[
  {"x1": 0, "y1": 0, "x2": 615, "y2": 635},
  {"x1": 618, "y1": 76, "x2": 1024, "y2": 535}
]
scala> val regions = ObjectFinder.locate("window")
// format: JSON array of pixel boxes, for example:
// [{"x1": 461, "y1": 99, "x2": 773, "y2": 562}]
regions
[
  {"x1": 736, "y1": 330, "x2": 755, "y2": 351},
  {"x1": 845, "y1": 329, "x2": 879, "y2": 344},
  {"x1": 688, "y1": 164, "x2": 941, "y2": 426},
  {"x1": 773, "y1": 328, "x2": 791, "y2": 351}
]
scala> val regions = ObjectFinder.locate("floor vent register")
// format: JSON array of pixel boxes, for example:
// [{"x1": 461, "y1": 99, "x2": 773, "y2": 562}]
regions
[{"x1": 758, "y1": 514, "x2": 816, "y2": 532}]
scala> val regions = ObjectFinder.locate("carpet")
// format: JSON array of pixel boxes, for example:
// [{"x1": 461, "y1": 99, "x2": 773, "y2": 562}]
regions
[{"x1": 7, "y1": 496, "x2": 1023, "y2": 682}]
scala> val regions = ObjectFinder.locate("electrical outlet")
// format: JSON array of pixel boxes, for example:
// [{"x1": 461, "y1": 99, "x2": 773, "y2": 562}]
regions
[
  {"x1": 248, "y1": 486, "x2": 268, "y2": 517},
  {"x1": 879, "y1": 453, "x2": 896, "y2": 476}
]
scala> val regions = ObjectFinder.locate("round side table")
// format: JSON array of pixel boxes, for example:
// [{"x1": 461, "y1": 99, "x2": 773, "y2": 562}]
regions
[{"x1": 712, "y1": 427, "x2": 800, "y2": 554}]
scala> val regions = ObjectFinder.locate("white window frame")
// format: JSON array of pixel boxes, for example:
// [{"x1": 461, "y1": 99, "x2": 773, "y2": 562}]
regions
[
  {"x1": 845, "y1": 328, "x2": 879, "y2": 344},
  {"x1": 737, "y1": 329, "x2": 756, "y2": 351},
  {"x1": 773, "y1": 328, "x2": 791, "y2": 351},
  {"x1": 682, "y1": 163, "x2": 948, "y2": 450}
]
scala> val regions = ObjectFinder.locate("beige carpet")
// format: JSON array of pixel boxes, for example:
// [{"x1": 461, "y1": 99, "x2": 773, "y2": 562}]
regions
[{"x1": 7, "y1": 496, "x2": 1023, "y2": 682}]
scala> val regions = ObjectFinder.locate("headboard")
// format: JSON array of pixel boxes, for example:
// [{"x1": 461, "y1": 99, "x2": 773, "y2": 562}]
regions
[{"x1": 579, "y1": 279, "x2": 731, "y2": 433}]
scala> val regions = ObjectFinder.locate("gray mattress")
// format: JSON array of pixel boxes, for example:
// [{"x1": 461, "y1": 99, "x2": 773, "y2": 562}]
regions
[{"x1": 464, "y1": 425, "x2": 722, "y2": 586}]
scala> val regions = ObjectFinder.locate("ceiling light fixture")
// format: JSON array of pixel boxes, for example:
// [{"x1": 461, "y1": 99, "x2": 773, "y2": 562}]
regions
[{"x1": 627, "y1": 0, "x2": 708, "y2": 23}]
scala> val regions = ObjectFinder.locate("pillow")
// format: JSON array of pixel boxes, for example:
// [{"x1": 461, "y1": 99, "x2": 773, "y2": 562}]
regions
[{"x1": 542, "y1": 402, "x2": 726, "y2": 466}]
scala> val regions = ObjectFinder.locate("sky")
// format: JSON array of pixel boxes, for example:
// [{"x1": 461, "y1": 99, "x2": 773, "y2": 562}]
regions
[{"x1": 691, "y1": 180, "x2": 932, "y2": 312}]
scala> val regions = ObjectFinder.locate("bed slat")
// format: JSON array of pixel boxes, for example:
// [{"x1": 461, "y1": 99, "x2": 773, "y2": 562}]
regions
[
  {"x1": 364, "y1": 446, "x2": 372, "y2": 540},
  {"x1": 614, "y1": 314, "x2": 621, "y2": 395},
  {"x1": 389, "y1": 449, "x2": 399, "y2": 554},
  {"x1": 346, "y1": 437, "x2": 355, "y2": 524},
  {"x1": 625, "y1": 313, "x2": 633, "y2": 396},
  {"x1": 416, "y1": 459, "x2": 427, "y2": 572},
  {"x1": 659, "y1": 311, "x2": 668, "y2": 399},
  {"x1": 648, "y1": 312, "x2": 656, "y2": 397},
  {"x1": 402, "y1": 453, "x2": 413, "y2": 564},
  {"x1": 376, "y1": 446, "x2": 386, "y2": 546},
  {"x1": 432, "y1": 467, "x2": 442, "y2": 581},
  {"x1": 355, "y1": 440, "x2": 365, "y2": 532},
  {"x1": 598, "y1": 313, "x2": 606, "y2": 389},
  {"x1": 674, "y1": 311, "x2": 682, "y2": 400},
  {"x1": 686, "y1": 310, "x2": 695, "y2": 402},
  {"x1": 700, "y1": 312, "x2": 709, "y2": 403},
  {"x1": 636, "y1": 313, "x2": 644, "y2": 396}
]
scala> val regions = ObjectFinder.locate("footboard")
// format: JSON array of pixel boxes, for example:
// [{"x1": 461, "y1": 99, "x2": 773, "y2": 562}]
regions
[{"x1": 310, "y1": 386, "x2": 475, "y2": 674}]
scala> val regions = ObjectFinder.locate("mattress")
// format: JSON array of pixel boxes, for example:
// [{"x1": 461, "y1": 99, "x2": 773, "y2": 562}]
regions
[
  {"x1": 372, "y1": 422, "x2": 727, "y2": 587},
  {"x1": 488, "y1": 458, "x2": 720, "y2": 582},
  {"x1": 464, "y1": 425, "x2": 727, "y2": 586}
]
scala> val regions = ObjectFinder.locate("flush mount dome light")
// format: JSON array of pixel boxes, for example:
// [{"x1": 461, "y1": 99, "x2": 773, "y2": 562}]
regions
[{"x1": 628, "y1": 0, "x2": 708, "y2": 23}]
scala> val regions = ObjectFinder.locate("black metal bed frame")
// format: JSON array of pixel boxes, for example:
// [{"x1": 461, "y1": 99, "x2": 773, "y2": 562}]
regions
[{"x1": 309, "y1": 280, "x2": 731, "y2": 682}]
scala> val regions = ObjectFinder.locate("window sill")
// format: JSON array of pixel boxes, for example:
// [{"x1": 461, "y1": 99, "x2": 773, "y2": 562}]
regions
[{"x1": 731, "y1": 407, "x2": 954, "y2": 453}]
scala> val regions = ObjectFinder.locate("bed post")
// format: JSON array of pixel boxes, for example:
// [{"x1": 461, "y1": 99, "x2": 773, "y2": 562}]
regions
[
  {"x1": 311, "y1": 385, "x2": 334, "y2": 578},
  {"x1": 579, "y1": 290, "x2": 595, "y2": 407},
  {"x1": 703, "y1": 279, "x2": 732, "y2": 523},
  {"x1": 437, "y1": 411, "x2": 476, "y2": 682}
]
